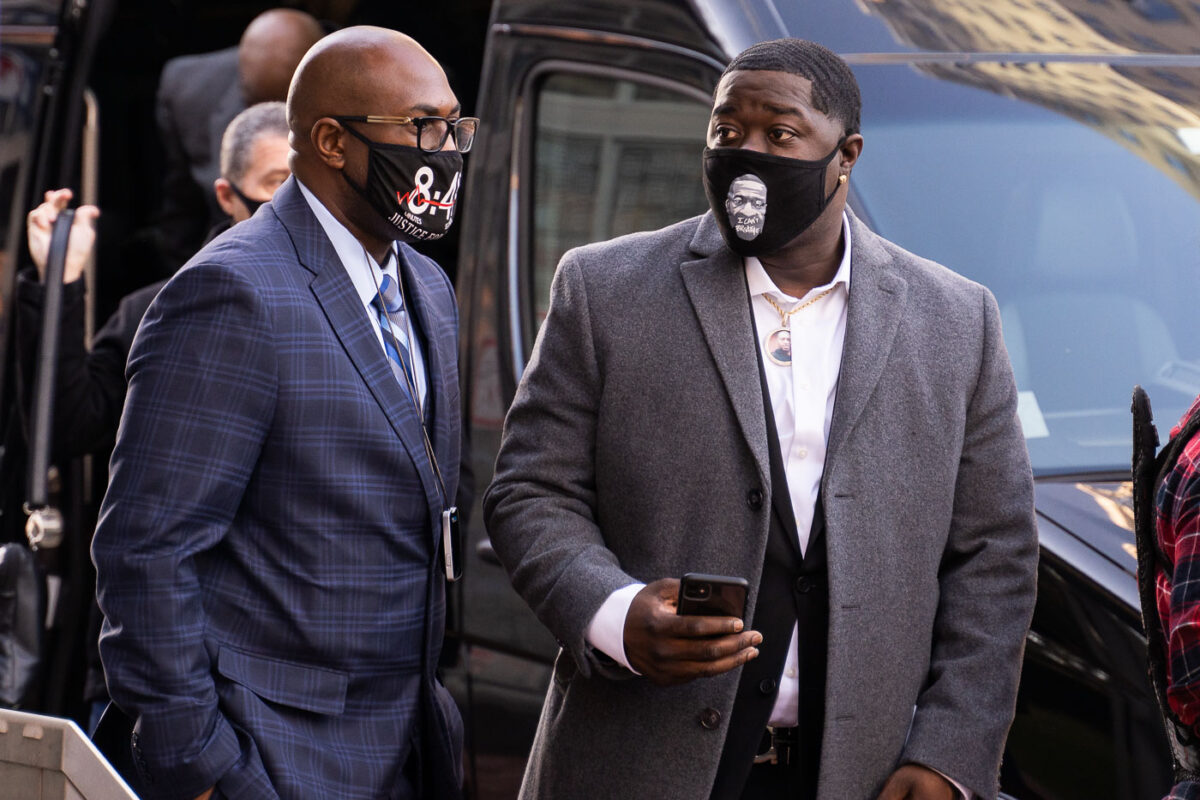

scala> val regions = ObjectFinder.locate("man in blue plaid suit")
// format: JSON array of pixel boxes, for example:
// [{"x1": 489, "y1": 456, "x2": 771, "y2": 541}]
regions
[{"x1": 93, "y1": 27, "x2": 468, "y2": 800}]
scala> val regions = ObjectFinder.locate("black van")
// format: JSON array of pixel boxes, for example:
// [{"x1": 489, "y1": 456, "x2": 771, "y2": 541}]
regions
[{"x1": 3, "y1": 1, "x2": 1193, "y2": 798}]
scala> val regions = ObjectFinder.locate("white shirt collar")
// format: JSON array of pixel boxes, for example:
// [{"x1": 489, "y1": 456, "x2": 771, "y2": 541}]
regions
[
  {"x1": 745, "y1": 211, "x2": 853, "y2": 301},
  {"x1": 296, "y1": 179, "x2": 398, "y2": 305}
]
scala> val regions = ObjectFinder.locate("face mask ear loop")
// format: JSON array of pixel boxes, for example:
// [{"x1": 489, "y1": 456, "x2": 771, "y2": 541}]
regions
[
  {"x1": 823, "y1": 135, "x2": 851, "y2": 205},
  {"x1": 228, "y1": 181, "x2": 263, "y2": 215},
  {"x1": 340, "y1": 122, "x2": 372, "y2": 145}
]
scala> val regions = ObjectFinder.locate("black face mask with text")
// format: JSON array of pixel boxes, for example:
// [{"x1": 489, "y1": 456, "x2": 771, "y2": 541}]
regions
[
  {"x1": 342, "y1": 125, "x2": 463, "y2": 243},
  {"x1": 702, "y1": 140, "x2": 845, "y2": 258}
]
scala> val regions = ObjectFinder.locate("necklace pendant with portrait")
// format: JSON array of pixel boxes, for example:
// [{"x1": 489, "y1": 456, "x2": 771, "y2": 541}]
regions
[{"x1": 764, "y1": 327, "x2": 792, "y2": 367}]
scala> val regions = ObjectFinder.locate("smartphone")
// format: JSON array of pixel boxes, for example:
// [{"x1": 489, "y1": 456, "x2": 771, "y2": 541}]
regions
[{"x1": 677, "y1": 573, "x2": 748, "y2": 619}]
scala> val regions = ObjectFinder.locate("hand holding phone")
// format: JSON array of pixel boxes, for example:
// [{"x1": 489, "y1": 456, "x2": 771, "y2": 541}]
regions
[
  {"x1": 621, "y1": 577, "x2": 760, "y2": 687},
  {"x1": 677, "y1": 573, "x2": 748, "y2": 620}
]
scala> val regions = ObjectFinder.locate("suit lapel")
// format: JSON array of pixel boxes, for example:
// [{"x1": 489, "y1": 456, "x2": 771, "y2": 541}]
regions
[
  {"x1": 825, "y1": 210, "x2": 908, "y2": 468},
  {"x1": 396, "y1": 246, "x2": 453, "y2": 490},
  {"x1": 273, "y1": 179, "x2": 443, "y2": 516},
  {"x1": 680, "y1": 214, "x2": 770, "y2": 487}
]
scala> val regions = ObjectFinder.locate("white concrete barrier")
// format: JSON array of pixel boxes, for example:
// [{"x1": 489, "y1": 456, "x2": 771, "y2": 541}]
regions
[{"x1": 0, "y1": 709, "x2": 137, "y2": 799}]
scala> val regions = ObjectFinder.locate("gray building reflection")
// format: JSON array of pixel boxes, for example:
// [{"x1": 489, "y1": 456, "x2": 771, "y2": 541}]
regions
[{"x1": 859, "y1": 0, "x2": 1200, "y2": 200}]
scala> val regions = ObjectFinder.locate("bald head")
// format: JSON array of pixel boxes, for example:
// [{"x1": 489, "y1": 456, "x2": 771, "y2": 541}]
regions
[
  {"x1": 285, "y1": 26, "x2": 461, "y2": 256},
  {"x1": 239, "y1": 9, "x2": 325, "y2": 106},
  {"x1": 287, "y1": 26, "x2": 453, "y2": 141}
]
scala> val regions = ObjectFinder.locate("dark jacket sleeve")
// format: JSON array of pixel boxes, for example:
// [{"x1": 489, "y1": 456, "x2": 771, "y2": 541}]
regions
[
  {"x1": 15, "y1": 270, "x2": 163, "y2": 462},
  {"x1": 154, "y1": 62, "x2": 214, "y2": 270},
  {"x1": 94, "y1": 260, "x2": 276, "y2": 796}
]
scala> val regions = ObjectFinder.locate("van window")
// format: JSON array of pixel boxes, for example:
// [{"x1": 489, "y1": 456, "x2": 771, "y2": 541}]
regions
[
  {"x1": 849, "y1": 61, "x2": 1200, "y2": 475},
  {"x1": 530, "y1": 73, "x2": 711, "y2": 331}
]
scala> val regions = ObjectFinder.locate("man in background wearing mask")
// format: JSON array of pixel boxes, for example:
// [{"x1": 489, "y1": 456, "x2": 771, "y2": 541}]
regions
[
  {"x1": 155, "y1": 8, "x2": 324, "y2": 268},
  {"x1": 19, "y1": 101, "x2": 290, "y2": 468},
  {"x1": 485, "y1": 38, "x2": 1036, "y2": 800},
  {"x1": 17, "y1": 99, "x2": 289, "y2": 739},
  {"x1": 93, "y1": 27, "x2": 472, "y2": 800}
]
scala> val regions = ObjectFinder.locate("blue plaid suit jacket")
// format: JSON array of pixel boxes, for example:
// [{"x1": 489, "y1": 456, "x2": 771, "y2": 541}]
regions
[{"x1": 92, "y1": 177, "x2": 463, "y2": 800}]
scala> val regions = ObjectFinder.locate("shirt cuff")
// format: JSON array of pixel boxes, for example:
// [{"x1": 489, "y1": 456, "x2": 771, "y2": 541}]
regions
[
  {"x1": 929, "y1": 766, "x2": 971, "y2": 800},
  {"x1": 584, "y1": 582, "x2": 645, "y2": 672}
]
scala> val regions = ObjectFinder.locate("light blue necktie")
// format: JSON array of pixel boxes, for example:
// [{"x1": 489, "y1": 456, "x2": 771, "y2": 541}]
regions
[{"x1": 374, "y1": 273, "x2": 418, "y2": 393}]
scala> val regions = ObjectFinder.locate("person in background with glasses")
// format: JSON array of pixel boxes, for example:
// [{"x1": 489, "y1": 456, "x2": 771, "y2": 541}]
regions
[{"x1": 92, "y1": 27, "x2": 473, "y2": 800}]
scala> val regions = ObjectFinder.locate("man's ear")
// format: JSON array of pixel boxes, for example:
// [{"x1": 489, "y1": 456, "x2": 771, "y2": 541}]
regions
[
  {"x1": 838, "y1": 133, "x2": 864, "y2": 173},
  {"x1": 213, "y1": 178, "x2": 238, "y2": 218},
  {"x1": 311, "y1": 118, "x2": 346, "y2": 169}
]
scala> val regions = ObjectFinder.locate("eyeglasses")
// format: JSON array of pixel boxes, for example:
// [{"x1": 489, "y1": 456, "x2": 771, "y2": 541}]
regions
[{"x1": 333, "y1": 115, "x2": 479, "y2": 153}]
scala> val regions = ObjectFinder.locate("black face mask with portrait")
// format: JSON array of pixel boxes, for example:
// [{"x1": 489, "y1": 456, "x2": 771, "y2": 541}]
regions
[
  {"x1": 342, "y1": 125, "x2": 464, "y2": 243},
  {"x1": 702, "y1": 139, "x2": 845, "y2": 258}
]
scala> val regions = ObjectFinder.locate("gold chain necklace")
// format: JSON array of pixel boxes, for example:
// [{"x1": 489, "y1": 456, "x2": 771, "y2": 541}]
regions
[{"x1": 761, "y1": 286, "x2": 836, "y2": 367}]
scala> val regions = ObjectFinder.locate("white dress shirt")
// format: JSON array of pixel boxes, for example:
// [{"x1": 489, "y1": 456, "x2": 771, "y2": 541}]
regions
[
  {"x1": 747, "y1": 214, "x2": 851, "y2": 727},
  {"x1": 584, "y1": 214, "x2": 852, "y2": 702},
  {"x1": 583, "y1": 213, "x2": 971, "y2": 798},
  {"x1": 298, "y1": 180, "x2": 428, "y2": 407}
]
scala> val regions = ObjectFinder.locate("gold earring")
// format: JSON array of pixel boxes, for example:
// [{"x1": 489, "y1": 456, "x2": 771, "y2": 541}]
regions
[{"x1": 838, "y1": 174, "x2": 848, "y2": 185}]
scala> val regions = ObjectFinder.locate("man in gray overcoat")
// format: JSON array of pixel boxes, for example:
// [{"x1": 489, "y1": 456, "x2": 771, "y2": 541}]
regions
[{"x1": 483, "y1": 38, "x2": 1037, "y2": 800}]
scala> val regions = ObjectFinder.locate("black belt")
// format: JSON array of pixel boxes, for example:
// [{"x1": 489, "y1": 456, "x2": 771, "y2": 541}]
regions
[{"x1": 752, "y1": 726, "x2": 800, "y2": 767}]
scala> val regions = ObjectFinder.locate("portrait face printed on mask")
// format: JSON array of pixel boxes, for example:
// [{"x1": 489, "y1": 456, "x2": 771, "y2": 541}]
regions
[{"x1": 725, "y1": 174, "x2": 767, "y2": 241}]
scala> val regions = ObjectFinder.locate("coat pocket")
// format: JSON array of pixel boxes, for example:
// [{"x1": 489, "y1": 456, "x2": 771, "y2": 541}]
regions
[{"x1": 217, "y1": 645, "x2": 349, "y2": 716}]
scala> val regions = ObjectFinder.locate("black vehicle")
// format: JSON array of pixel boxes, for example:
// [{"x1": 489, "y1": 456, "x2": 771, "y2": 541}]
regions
[
  {"x1": 1, "y1": 1, "x2": 1192, "y2": 798},
  {"x1": 448, "y1": 0, "x2": 1194, "y2": 797}
]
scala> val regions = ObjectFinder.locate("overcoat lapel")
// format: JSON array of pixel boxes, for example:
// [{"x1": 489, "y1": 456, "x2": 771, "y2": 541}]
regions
[
  {"x1": 678, "y1": 210, "x2": 908, "y2": 489},
  {"x1": 272, "y1": 179, "x2": 443, "y2": 517},
  {"x1": 824, "y1": 210, "x2": 908, "y2": 468},
  {"x1": 680, "y1": 214, "x2": 770, "y2": 487}
]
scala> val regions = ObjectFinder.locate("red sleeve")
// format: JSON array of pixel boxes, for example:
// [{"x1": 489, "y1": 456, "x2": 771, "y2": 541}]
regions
[{"x1": 1161, "y1": 424, "x2": 1200, "y2": 731}]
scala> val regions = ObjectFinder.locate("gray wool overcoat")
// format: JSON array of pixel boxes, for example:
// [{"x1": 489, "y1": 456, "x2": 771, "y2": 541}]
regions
[{"x1": 483, "y1": 209, "x2": 1038, "y2": 800}]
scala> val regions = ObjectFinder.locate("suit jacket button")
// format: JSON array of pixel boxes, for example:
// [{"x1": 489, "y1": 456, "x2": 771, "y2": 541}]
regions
[
  {"x1": 699, "y1": 707, "x2": 722, "y2": 729},
  {"x1": 746, "y1": 489, "x2": 764, "y2": 510},
  {"x1": 795, "y1": 576, "x2": 812, "y2": 594},
  {"x1": 759, "y1": 678, "x2": 777, "y2": 695}
]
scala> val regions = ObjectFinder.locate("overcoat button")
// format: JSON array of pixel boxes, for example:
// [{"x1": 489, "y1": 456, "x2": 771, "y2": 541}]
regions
[
  {"x1": 759, "y1": 678, "x2": 777, "y2": 694},
  {"x1": 795, "y1": 576, "x2": 813, "y2": 593},
  {"x1": 746, "y1": 489, "x2": 764, "y2": 510},
  {"x1": 699, "y1": 707, "x2": 722, "y2": 729}
]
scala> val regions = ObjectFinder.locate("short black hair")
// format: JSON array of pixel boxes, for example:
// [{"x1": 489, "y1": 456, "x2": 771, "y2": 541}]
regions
[{"x1": 720, "y1": 38, "x2": 861, "y2": 136}]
